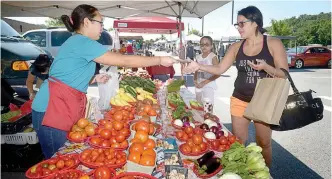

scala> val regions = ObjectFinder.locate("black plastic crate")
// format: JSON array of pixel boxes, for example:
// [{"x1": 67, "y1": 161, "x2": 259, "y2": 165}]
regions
[
  {"x1": 1, "y1": 113, "x2": 32, "y2": 134},
  {"x1": 1, "y1": 143, "x2": 44, "y2": 172}
]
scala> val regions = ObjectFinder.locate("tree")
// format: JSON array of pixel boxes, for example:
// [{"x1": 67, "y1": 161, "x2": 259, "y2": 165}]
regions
[
  {"x1": 108, "y1": 28, "x2": 114, "y2": 31},
  {"x1": 188, "y1": 29, "x2": 201, "y2": 36},
  {"x1": 269, "y1": 19, "x2": 292, "y2": 36},
  {"x1": 268, "y1": 19, "x2": 293, "y2": 47},
  {"x1": 267, "y1": 12, "x2": 331, "y2": 46},
  {"x1": 45, "y1": 18, "x2": 64, "y2": 27}
]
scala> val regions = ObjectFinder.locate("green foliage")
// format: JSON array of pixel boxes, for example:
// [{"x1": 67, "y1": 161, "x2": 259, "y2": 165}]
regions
[
  {"x1": 45, "y1": 18, "x2": 64, "y2": 27},
  {"x1": 267, "y1": 12, "x2": 331, "y2": 46},
  {"x1": 189, "y1": 29, "x2": 201, "y2": 36}
]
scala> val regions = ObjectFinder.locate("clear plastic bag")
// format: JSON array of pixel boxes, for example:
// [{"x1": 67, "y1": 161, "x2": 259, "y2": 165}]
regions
[{"x1": 98, "y1": 66, "x2": 119, "y2": 111}]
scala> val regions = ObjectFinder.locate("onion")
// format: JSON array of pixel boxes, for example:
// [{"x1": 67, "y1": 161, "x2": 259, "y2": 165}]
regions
[
  {"x1": 200, "y1": 124, "x2": 209, "y2": 131},
  {"x1": 204, "y1": 132, "x2": 216, "y2": 140},
  {"x1": 217, "y1": 122, "x2": 222, "y2": 130},
  {"x1": 204, "y1": 119, "x2": 214, "y2": 126},
  {"x1": 174, "y1": 119, "x2": 183, "y2": 127},
  {"x1": 183, "y1": 122, "x2": 190, "y2": 128},
  {"x1": 204, "y1": 113, "x2": 211, "y2": 119},
  {"x1": 222, "y1": 129, "x2": 229, "y2": 137},
  {"x1": 209, "y1": 126, "x2": 219, "y2": 134},
  {"x1": 181, "y1": 116, "x2": 190, "y2": 123},
  {"x1": 189, "y1": 122, "x2": 195, "y2": 128},
  {"x1": 216, "y1": 131, "x2": 224, "y2": 139},
  {"x1": 208, "y1": 121, "x2": 218, "y2": 128}
]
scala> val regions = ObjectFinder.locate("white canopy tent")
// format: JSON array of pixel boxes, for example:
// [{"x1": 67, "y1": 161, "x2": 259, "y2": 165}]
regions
[
  {"x1": 154, "y1": 39, "x2": 167, "y2": 44},
  {"x1": 221, "y1": 25, "x2": 241, "y2": 42},
  {"x1": 1, "y1": 1, "x2": 231, "y2": 19},
  {"x1": 185, "y1": 34, "x2": 201, "y2": 43}
]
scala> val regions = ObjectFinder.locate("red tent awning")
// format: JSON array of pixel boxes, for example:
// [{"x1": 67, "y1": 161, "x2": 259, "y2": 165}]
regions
[{"x1": 113, "y1": 17, "x2": 184, "y2": 34}]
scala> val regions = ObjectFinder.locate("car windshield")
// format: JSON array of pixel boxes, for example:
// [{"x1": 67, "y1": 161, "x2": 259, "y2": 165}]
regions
[
  {"x1": 287, "y1": 47, "x2": 306, "y2": 54},
  {"x1": 1, "y1": 20, "x2": 22, "y2": 37}
]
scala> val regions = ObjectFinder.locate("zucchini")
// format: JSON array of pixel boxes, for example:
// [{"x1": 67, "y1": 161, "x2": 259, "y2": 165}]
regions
[{"x1": 126, "y1": 86, "x2": 137, "y2": 97}]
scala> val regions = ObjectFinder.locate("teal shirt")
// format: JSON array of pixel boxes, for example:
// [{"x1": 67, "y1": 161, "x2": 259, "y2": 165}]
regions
[{"x1": 32, "y1": 34, "x2": 108, "y2": 112}]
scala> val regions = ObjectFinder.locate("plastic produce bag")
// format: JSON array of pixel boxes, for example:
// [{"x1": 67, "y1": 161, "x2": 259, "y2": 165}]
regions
[{"x1": 98, "y1": 66, "x2": 119, "y2": 111}]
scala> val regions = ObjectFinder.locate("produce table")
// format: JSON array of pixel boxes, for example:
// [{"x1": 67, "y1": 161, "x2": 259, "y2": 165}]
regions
[{"x1": 51, "y1": 86, "x2": 228, "y2": 179}]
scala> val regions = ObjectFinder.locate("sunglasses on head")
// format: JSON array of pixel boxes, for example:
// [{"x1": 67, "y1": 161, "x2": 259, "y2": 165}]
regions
[{"x1": 234, "y1": 20, "x2": 251, "y2": 28}]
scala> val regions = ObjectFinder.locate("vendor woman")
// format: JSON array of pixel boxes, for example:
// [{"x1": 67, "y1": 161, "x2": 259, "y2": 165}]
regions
[{"x1": 32, "y1": 4, "x2": 176, "y2": 159}]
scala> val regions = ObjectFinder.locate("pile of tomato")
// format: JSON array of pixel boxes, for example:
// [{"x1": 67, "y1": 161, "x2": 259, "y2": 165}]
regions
[
  {"x1": 104, "y1": 106, "x2": 136, "y2": 123},
  {"x1": 26, "y1": 154, "x2": 78, "y2": 178},
  {"x1": 209, "y1": 135, "x2": 241, "y2": 152},
  {"x1": 80, "y1": 148, "x2": 126, "y2": 167},
  {"x1": 68, "y1": 118, "x2": 97, "y2": 142},
  {"x1": 88, "y1": 120, "x2": 130, "y2": 149}
]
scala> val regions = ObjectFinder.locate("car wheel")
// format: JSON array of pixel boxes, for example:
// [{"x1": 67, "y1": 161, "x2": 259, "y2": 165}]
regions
[
  {"x1": 327, "y1": 59, "x2": 331, "y2": 69},
  {"x1": 295, "y1": 59, "x2": 304, "y2": 69}
]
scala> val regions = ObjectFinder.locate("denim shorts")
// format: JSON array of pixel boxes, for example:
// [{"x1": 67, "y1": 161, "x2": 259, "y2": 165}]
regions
[{"x1": 32, "y1": 110, "x2": 67, "y2": 159}]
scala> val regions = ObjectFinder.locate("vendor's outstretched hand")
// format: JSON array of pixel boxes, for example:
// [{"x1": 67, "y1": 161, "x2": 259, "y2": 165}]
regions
[
  {"x1": 160, "y1": 56, "x2": 176, "y2": 67},
  {"x1": 183, "y1": 61, "x2": 200, "y2": 74}
]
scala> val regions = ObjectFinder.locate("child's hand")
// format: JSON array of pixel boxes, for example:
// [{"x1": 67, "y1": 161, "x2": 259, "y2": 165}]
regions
[{"x1": 196, "y1": 82, "x2": 206, "y2": 89}]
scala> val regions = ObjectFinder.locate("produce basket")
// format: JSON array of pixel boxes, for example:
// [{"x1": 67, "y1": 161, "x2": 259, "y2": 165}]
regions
[
  {"x1": 86, "y1": 167, "x2": 116, "y2": 178},
  {"x1": 126, "y1": 161, "x2": 156, "y2": 175},
  {"x1": 25, "y1": 153, "x2": 80, "y2": 179},
  {"x1": 44, "y1": 169, "x2": 84, "y2": 179},
  {"x1": 79, "y1": 152, "x2": 127, "y2": 169},
  {"x1": 66, "y1": 133, "x2": 87, "y2": 143},
  {"x1": 113, "y1": 172, "x2": 158, "y2": 179},
  {"x1": 87, "y1": 136, "x2": 129, "y2": 150},
  {"x1": 192, "y1": 159, "x2": 223, "y2": 179},
  {"x1": 179, "y1": 143, "x2": 209, "y2": 157}
]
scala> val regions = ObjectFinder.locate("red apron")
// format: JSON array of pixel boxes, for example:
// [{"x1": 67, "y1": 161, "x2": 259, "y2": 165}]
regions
[{"x1": 42, "y1": 77, "x2": 87, "y2": 131}]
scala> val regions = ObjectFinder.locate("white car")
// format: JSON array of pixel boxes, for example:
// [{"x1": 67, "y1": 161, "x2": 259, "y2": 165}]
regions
[{"x1": 23, "y1": 27, "x2": 113, "y2": 57}]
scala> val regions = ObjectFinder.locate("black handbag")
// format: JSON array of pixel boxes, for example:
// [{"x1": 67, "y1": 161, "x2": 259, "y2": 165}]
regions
[{"x1": 270, "y1": 69, "x2": 324, "y2": 131}]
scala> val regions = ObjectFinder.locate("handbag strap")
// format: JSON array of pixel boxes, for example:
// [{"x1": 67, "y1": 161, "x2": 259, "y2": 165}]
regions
[{"x1": 280, "y1": 68, "x2": 299, "y2": 94}]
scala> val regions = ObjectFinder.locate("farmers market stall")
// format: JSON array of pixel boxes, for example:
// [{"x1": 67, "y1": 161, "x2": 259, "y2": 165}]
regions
[{"x1": 25, "y1": 73, "x2": 271, "y2": 179}]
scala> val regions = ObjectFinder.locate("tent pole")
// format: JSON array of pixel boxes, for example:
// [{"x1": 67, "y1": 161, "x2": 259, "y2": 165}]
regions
[
  {"x1": 202, "y1": 17, "x2": 204, "y2": 36},
  {"x1": 231, "y1": 0, "x2": 234, "y2": 25},
  {"x1": 178, "y1": 2, "x2": 184, "y2": 80}
]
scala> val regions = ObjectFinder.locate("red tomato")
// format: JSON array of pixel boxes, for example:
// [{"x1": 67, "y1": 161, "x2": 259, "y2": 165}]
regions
[
  {"x1": 200, "y1": 142, "x2": 208, "y2": 151},
  {"x1": 184, "y1": 126, "x2": 194, "y2": 134},
  {"x1": 94, "y1": 166, "x2": 112, "y2": 179},
  {"x1": 218, "y1": 145, "x2": 227, "y2": 152},
  {"x1": 229, "y1": 135, "x2": 237, "y2": 144},
  {"x1": 220, "y1": 138, "x2": 228, "y2": 145},
  {"x1": 101, "y1": 140, "x2": 111, "y2": 147},
  {"x1": 100, "y1": 129, "x2": 112, "y2": 140},
  {"x1": 192, "y1": 134, "x2": 203, "y2": 145},
  {"x1": 211, "y1": 140, "x2": 220, "y2": 149}
]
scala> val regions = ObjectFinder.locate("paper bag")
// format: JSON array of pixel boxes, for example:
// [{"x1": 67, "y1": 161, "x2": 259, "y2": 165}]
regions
[{"x1": 244, "y1": 77, "x2": 290, "y2": 125}]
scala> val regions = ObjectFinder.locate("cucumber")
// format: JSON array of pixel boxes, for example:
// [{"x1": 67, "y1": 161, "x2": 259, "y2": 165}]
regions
[{"x1": 126, "y1": 86, "x2": 137, "y2": 97}]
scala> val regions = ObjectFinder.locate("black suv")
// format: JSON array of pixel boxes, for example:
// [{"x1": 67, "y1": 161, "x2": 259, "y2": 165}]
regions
[{"x1": 1, "y1": 19, "x2": 52, "y2": 98}]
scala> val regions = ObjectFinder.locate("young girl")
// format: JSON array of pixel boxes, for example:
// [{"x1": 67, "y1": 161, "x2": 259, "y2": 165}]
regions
[
  {"x1": 26, "y1": 54, "x2": 52, "y2": 100},
  {"x1": 194, "y1": 36, "x2": 220, "y2": 104}
]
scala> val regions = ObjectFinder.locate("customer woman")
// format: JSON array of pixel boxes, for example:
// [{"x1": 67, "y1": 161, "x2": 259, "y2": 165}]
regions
[
  {"x1": 194, "y1": 36, "x2": 219, "y2": 104},
  {"x1": 26, "y1": 54, "x2": 52, "y2": 100},
  {"x1": 32, "y1": 4, "x2": 175, "y2": 159},
  {"x1": 183, "y1": 6, "x2": 288, "y2": 167}
]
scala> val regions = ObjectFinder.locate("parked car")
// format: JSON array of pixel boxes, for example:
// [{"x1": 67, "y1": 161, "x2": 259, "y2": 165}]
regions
[
  {"x1": 1, "y1": 19, "x2": 52, "y2": 98},
  {"x1": 287, "y1": 46, "x2": 331, "y2": 68},
  {"x1": 23, "y1": 27, "x2": 113, "y2": 57}
]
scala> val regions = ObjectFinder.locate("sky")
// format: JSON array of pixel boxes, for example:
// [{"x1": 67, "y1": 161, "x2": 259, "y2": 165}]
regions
[{"x1": 7, "y1": 0, "x2": 332, "y2": 40}]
